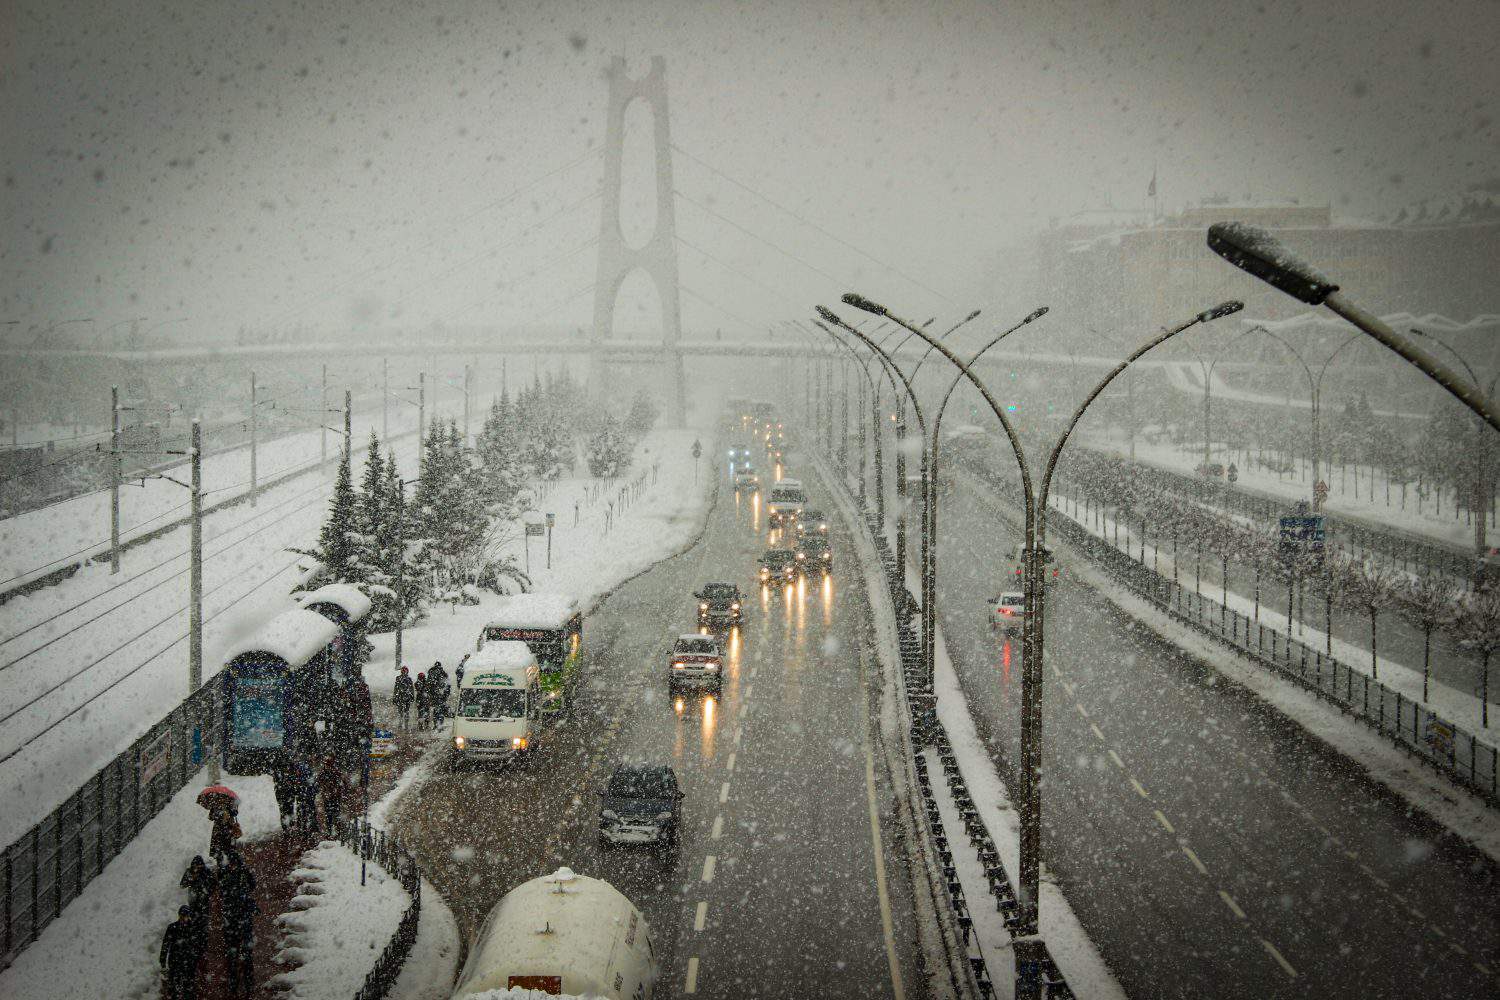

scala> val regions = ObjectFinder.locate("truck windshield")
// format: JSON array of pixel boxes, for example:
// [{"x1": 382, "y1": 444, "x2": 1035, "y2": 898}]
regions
[
  {"x1": 460, "y1": 687, "x2": 526, "y2": 719},
  {"x1": 769, "y1": 488, "x2": 806, "y2": 504}
]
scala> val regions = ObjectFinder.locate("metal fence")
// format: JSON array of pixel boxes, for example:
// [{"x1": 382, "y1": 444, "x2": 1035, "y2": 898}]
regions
[
  {"x1": 334, "y1": 819, "x2": 423, "y2": 1000},
  {"x1": 2, "y1": 680, "x2": 220, "y2": 972},
  {"x1": 1073, "y1": 449, "x2": 1476, "y2": 581},
  {"x1": 1044, "y1": 493, "x2": 1500, "y2": 806}
]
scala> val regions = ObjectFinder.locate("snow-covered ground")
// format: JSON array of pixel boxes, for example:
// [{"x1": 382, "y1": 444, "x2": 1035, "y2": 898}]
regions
[
  {"x1": 1046, "y1": 491, "x2": 1494, "y2": 734},
  {"x1": 271, "y1": 839, "x2": 412, "y2": 999},
  {"x1": 0, "y1": 769, "x2": 280, "y2": 1000},
  {"x1": 1082, "y1": 429, "x2": 1482, "y2": 553}
]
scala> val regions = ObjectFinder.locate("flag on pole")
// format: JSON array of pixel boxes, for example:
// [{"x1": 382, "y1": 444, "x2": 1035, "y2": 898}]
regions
[{"x1": 1147, "y1": 168, "x2": 1157, "y2": 198}]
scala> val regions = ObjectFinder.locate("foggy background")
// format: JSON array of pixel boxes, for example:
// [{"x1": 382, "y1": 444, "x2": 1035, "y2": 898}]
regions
[{"x1": 3, "y1": 0, "x2": 1497, "y2": 342}]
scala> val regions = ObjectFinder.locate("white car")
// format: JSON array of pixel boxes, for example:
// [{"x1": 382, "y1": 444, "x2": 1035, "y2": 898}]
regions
[{"x1": 989, "y1": 592, "x2": 1026, "y2": 634}]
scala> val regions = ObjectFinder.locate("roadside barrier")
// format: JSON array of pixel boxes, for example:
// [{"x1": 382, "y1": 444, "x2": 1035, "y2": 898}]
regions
[{"x1": 334, "y1": 818, "x2": 423, "y2": 1000}]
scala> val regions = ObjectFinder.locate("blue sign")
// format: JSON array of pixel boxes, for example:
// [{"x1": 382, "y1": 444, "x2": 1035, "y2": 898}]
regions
[
  {"x1": 191, "y1": 725, "x2": 204, "y2": 766},
  {"x1": 231, "y1": 675, "x2": 285, "y2": 750},
  {"x1": 1278, "y1": 514, "x2": 1326, "y2": 553}
]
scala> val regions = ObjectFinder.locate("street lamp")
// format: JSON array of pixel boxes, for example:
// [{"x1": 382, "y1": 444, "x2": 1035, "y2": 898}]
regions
[
  {"x1": 836, "y1": 290, "x2": 1242, "y2": 952},
  {"x1": 1409, "y1": 327, "x2": 1500, "y2": 552},
  {"x1": 1207, "y1": 222, "x2": 1500, "y2": 433}
]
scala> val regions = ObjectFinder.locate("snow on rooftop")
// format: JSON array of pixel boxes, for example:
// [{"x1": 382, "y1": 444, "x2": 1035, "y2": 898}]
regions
[
  {"x1": 466, "y1": 641, "x2": 536, "y2": 677},
  {"x1": 220, "y1": 608, "x2": 339, "y2": 667},
  {"x1": 296, "y1": 582, "x2": 373, "y2": 623},
  {"x1": 485, "y1": 593, "x2": 579, "y2": 629}
]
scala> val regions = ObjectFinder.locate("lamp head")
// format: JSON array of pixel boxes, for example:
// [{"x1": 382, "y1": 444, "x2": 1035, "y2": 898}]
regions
[
  {"x1": 816, "y1": 305, "x2": 841, "y2": 324},
  {"x1": 841, "y1": 293, "x2": 887, "y2": 317},
  {"x1": 1199, "y1": 300, "x2": 1245, "y2": 323},
  {"x1": 1024, "y1": 306, "x2": 1048, "y2": 324},
  {"x1": 1206, "y1": 223, "x2": 1338, "y2": 305},
  {"x1": 966, "y1": 309, "x2": 982, "y2": 321}
]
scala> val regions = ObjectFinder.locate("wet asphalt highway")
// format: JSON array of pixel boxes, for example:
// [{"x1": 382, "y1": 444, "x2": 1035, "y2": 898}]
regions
[
  {"x1": 391, "y1": 448, "x2": 926, "y2": 999},
  {"x1": 935, "y1": 459, "x2": 1500, "y2": 1000}
]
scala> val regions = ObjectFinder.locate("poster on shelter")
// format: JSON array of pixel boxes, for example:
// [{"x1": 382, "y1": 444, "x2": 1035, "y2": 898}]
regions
[{"x1": 232, "y1": 675, "x2": 284, "y2": 750}]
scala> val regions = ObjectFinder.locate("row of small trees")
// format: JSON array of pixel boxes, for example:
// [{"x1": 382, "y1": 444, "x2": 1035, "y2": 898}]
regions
[
  {"x1": 1060, "y1": 453, "x2": 1500, "y2": 725},
  {"x1": 302, "y1": 374, "x2": 659, "y2": 631}
]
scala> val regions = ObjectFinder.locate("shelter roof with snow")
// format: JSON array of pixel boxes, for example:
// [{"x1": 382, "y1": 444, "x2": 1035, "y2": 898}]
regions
[
  {"x1": 221, "y1": 609, "x2": 340, "y2": 667},
  {"x1": 485, "y1": 593, "x2": 580, "y2": 630},
  {"x1": 296, "y1": 583, "x2": 373, "y2": 624}
]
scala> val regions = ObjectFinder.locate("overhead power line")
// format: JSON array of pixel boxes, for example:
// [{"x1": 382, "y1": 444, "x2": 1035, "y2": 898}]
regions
[
  {"x1": 672, "y1": 142, "x2": 959, "y2": 306},
  {"x1": 674, "y1": 189, "x2": 850, "y2": 289}
]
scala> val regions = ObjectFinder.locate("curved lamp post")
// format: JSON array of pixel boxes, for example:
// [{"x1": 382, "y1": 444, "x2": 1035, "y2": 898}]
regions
[
  {"x1": 836, "y1": 289, "x2": 1243, "y2": 943},
  {"x1": 795, "y1": 320, "x2": 879, "y2": 503},
  {"x1": 1241, "y1": 324, "x2": 1360, "y2": 497},
  {"x1": 1207, "y1": 222, "x2": 1500, "y2": 433}
]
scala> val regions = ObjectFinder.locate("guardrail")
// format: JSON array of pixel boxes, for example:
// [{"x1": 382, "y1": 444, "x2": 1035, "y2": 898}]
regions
[
  {"x1": 1073, "y1": 447, "x2": 1475, "y2": 580},
  {"x1": 1, "y1": 681, "x2": 220, "y2": 972},
  {"x1": 964, "y1": 457, "x2": 1500, "y2": 807},
  {"x1": 333, "y1": 819, "x2": 423, "y2": 1000}
]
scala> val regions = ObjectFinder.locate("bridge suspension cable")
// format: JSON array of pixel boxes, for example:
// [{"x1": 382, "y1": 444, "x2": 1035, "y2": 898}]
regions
[{"x1": 674, "y1": 188, "x2": 851, "y2": 289}]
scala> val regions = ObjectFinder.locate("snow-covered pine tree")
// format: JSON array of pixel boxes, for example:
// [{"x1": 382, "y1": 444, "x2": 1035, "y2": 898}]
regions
[
  {"x1": 586, "y1": 413, "x2": 632, "y2": 478},
  {"x1": 304, "y1": 440, "x2": 358, "y2": 584}
]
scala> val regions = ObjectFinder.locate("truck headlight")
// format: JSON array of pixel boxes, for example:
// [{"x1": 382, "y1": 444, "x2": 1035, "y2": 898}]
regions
[
  {"x1": 823, "y1": 552, "x2": 831, "y2": 560},
  {"x1": 453, "y1": 736, "x2": 467, "y2": 750},
  {"x1": 673, "y1": 661, "x2": 686, "y2": 669},
  {"x1": 706, "y1": 663, "x2": 719, "y2": 672},
  {"x1": 797, "y1": 552, "x2": 805, "y2": 560},
  {"x1": 512, "y1": 737, "x2": 528, "y2": 749}
]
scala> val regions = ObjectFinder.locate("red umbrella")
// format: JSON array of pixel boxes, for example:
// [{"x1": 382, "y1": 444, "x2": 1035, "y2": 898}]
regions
[{"x1": 196, "y1": 785, "x2": 239, "y2": 812}]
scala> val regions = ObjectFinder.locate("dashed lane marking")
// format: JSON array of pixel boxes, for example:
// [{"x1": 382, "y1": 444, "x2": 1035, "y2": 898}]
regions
[
  {"x1": 719, "y1": 782, "x2": 730, "y2": 804},
  {"x1": 1219, "y1": 890, "x2": 1247, "y2": 920},
  {"x1": 744, "y1": 683, "x2": 754, "y2": 699},
  {"x1": 685, "y1": 956, "x2": 700, "y2": 993},
  {"x1": 1062, "y1": 681, "x2": 1077, "y2": 697},
  {"x1": 1181, "y1": 845, "x2": 1208, "y2": 875},
  {"x1": 1089, "y1": 723, "x2": 1105, "y2": 740},
  {"x1": 1153, "y1": 810, "x2": 1176, "y2": 834},
  {"x1": 1259, "y1": 938, "x2": 1297, "y2": 979},
  {"x1": 702, "y1": 855, "x2": 717, "y2": 883},
  {"x1": 1129, "y1": 777, "x2": 1149, "y2": 799},
  {"x1": 694, "y1": 900, "x2": 708, "y2": 932},
  {"x1": 726, "y1": 751, "x2": 737, "y2": 773},
  {"x1": 1075, "y1": 702, "x2": 1090, "y2": 719},
  {"x1": 711, "y1": 814, "x2": 724, "y2": 840},
  {"x1": 1107, "y1": 750, "x2": 1125, "y2": 770},
  {"x1": 733, "y1": 727, "x2": 743, "y2": 746}
]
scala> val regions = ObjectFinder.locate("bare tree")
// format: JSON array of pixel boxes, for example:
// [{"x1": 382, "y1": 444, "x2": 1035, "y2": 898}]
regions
[
  {"x1": 1347, "y1": 558, "x2": 1404, "y2": 678},
  {"x1": 1310, "y1": 550, "x2": 1357, "y2": 657},
  {"x1": 1452, "y1": 588, "x2": 1500, "y2": 728},
  {"x1": 1401, "y1": 573, "x2": 1460, "y2": 702}
]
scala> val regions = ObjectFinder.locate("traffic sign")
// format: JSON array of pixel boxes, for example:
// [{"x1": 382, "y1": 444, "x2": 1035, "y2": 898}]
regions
[
  {"x1": 691, "y1": 439, "x2": 702, "y2": 459},
  {"x1": 526, "y1": 523, "x2": 545, "y2": 537},
  {"x1": 1278, "y1": 513, "x2": 1326, "y2": 555}
]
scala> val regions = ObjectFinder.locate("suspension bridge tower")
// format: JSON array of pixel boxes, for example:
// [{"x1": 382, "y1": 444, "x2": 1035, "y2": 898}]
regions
[{"x1": 591, "y1": 56, "x2": 687, "y2": 426}]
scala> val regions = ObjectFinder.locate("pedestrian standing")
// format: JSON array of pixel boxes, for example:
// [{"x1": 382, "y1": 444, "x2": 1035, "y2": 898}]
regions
[
  {"x1": 179, "y1": 855, "x2": 212, "y2": 963},
  {"x1": 219, "y1": 849, "x2": 257, "y2": 907},
  {"x1": 208, "y1": 804, "x2": 241, "y2": 869},
  {"x1": 393, "y1": 666, "x2": 414, "y2": 731},
  {"x1": 159, "y1": 905, "x2": 202, "y2": 1000},
  {"x1": 415, "y1": 671, "x2": 431, "y2": 730},
  {"x1": 574, "y1": 499, "x2": 580, "y2": 526},
  {"x1": 429, "y1": 661, "x2": 449, "y2": 725},
  {"x1": 293, "y1": 757, "x2": 319, "y2": 834},
  {"x1": 318, "y1": 756, "x2": 344, "y2": 833},
  {"x1": 455, "y1": 654, "x2": 470, "y2": 689},
  {"x1": 221, "y1": 877, "x2": 258, "y2": 996},
  {"x1": 270, "y1": 758, "x2": 296, "y2": 831}
]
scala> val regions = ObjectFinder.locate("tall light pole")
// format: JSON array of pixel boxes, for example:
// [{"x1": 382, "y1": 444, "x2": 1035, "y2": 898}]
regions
[
  {"x1": 1208, "y1": 222, "x2": 1500, "y2": 433},
  {"x1": 1409, "y1": 327, "x2": 1500, "y2": 552},
  {"x1": 249, "y1": 370, "x2": 258, "y2": 507},
  {"x1": 836, "y1": 290, "x2": 1243, "y2": 959}
]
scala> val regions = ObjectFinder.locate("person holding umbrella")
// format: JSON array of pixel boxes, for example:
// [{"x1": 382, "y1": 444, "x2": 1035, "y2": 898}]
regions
[{"x1": 197, "y1": 785, "x2": 241, "y2": 868}]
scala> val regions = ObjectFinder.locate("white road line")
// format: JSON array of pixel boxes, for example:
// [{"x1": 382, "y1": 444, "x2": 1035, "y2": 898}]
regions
[
  {"x1": 702, "y1": 855, "x2": 717, "y2": 883},
  {"x1": 1051, "y1": 662, "x2": 1063, "y2": 679},
  {"x1": 857, "y1": 653, "x2": 907, "y2": 1000},
  {"x1": 726, "y1": 751, "x2": 737, "y2": 773},
  {"x1": 733, "y1": 727, "x2": 743, "y2": 746},
  {"x1": 1129, "y1": 776, "x2": 1149, "y2": 799},
  {"x1": 694, "y1": 900, "x2": 708, "y2": 932},
  {"x1": 1107, "y1": 749, "x2": 1125, "y2": 770},
  {"x1": 1062, "y1": 681, "x2": 1077, "y2": 697},
  {"x1": 711, "y1": 814, "x2": 724, "y2": 840},
  {"x1": 1449, "y1": 941, "x2": 1468, "y2": 956},
  {"x1": 744, "y1": 683, "x2": 754, "y2": 699},
  {"x1": 719, "y1": 782, "x2": 730, "y2": 804},
  {"x1": 685, "y1": 956, "x2": 700, "y2": 993},
  {"x1": 1259, "y1": 938, "x2": 1297, "y2": 978},
  {"x1": 1153, "y1": 810, "x2": 1176, "y2": 834},
  {"x1": 1088, "y1": 723, "x2": 1105, "y2": 740},
  {"x1": 1075, "y1": 702, "x2": 1090, "y2": 719},
  {"x1": 1218, "y1": 890, "x2": 1246, "y2": 920},
  {"x1": 1181, "y1": 845, "x2": 1208, "y2": 875}
]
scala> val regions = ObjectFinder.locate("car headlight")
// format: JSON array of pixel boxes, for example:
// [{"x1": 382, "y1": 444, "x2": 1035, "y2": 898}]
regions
[
  {"x1": 706, "y1": 663, "x2": 719, "y2": 672},
  {"x1": 700, "y1": 602, "x2": 709, "y2": 611},
  {"x1": 823, "y1": 552, "x2": 831, "y2": 560},
  {"x1": 602, "y1": 809, "x2": 620, "y2": 822},
  {"x1": 797, "y1": 552, "x2": 805, "y2": 560},
  {"x1": 512, "y1": 737, "x2": 528, "y2": 749},
  {"x1": 731, "y1": 602, "x2": 740, "y2": 610},
  {"x1": 655, "y1": 811, "x2": 674, "y2": 822},
  {"x1": 453, "y1": 736, "x2": 467, "y2": 750},
  {"x1": 673, "y1": 661, "x2": 686, "y2": 669}
]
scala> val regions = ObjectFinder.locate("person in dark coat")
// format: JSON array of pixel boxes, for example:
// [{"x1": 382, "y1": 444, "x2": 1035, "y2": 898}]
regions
[
  {"x1": 292, "y1": 756, "x2": 319, "y2": 833},
  {"x1": 208, "y1": 805, "x2": 241, "y2": 868},
  {"x1": 179, "y1": 855, "x2": 213, "y2": 934},
  {"x1": 414, "y1": 671, "x2": 431, "y2": 730},
  {"x1": 218, "y1": 849, "x2": 256, "y2": 907},
  {"x1": 340, "y1": 676, "x2": 373, "y2": 762},
  {"x1": 318, "y1": 756, "x2": 344, "y2": 833},
  {"x1": 428, "y1": 661, "x2": 450, "y2": 725},
  {"x1": 221, "y1": 877, "x2": 258, "y2": 996},
  {"x1": 159, "y1": 905, "x2": 202, "y2": 1000},
  {"x1": 455, "y1": 654, "x2": 470, "y2": 689},
  {"x1": 270, "y1": 758, "x2": 296, "y2": 831},
  {"x1": 393, "y1": 667, "x2": 414, "y2": 730}
]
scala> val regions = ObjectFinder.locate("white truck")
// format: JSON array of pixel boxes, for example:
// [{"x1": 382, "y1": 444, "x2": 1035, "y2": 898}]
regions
[{"x1": 452, "y1": 867, "x2": 658, "y2": 1000}]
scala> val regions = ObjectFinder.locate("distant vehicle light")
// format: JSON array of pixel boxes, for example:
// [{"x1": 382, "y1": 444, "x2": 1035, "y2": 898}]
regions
[
  {"x1": 453, "y1": 736, "x2": 467, "y2": 750},
  {"x1": 512, "y1": 737, "x2": 528, "y2": 749}
]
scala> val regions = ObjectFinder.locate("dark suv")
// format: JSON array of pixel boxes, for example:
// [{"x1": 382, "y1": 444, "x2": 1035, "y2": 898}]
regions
[
  {"x1": 758, "y1": 548, "x2": 798, "y2": 586},
  {"x1": 695, "y1": 582, "x2": 743, "y2": 626},
  {"x1": 795, "y1": 535, "x2": 833, "y2": 573},
  {"x1": 599, "y1": 763, "x2": 684, "y2": 847}
]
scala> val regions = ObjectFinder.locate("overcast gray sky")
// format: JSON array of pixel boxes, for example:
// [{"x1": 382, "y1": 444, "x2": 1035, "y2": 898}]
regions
[{"x1": 2, "y1": 0, "x2": 1496, "y2": 341}]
